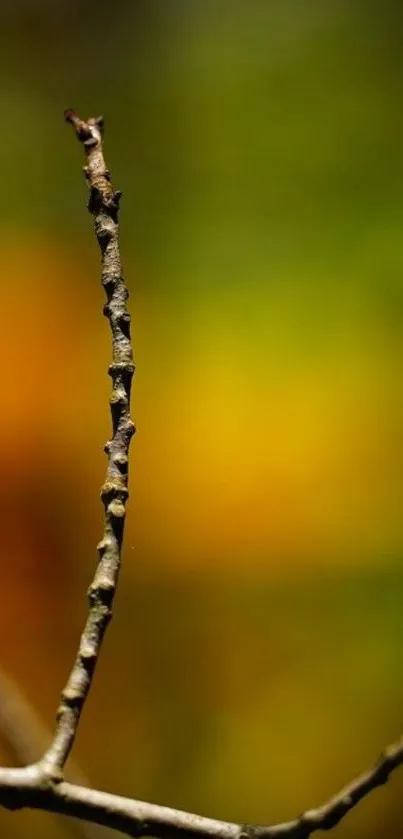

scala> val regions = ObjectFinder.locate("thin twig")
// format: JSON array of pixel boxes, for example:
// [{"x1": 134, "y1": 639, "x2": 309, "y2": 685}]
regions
[
  {"x1": 0, "y1": 110, "x2": 400, "y2": 838},
  {"x1": 39, "y1": 109, "x2": 135, "y2": 779}
]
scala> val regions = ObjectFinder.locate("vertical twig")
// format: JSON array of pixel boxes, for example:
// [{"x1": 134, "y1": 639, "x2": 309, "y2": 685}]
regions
[{"x1": 40, "y1": 111, "x2": 135, "y2": 779}]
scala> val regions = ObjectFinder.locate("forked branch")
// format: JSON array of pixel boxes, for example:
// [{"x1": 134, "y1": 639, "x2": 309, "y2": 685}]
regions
[{"x1": 0, "y1": 112, "x2": 400, "y2": 838}]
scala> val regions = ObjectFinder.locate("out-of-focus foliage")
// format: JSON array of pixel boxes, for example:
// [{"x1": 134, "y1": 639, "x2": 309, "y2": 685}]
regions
[{"x1": 0, "y1": 2, "x2": 402, "y2": 837}]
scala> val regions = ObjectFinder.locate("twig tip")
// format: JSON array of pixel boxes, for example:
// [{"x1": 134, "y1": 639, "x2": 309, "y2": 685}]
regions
[{"x1": 64, "y1": 108, "x2": 76, "y2": 124}]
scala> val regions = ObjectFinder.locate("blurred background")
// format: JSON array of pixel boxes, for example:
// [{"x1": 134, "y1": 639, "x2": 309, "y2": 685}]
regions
[{"x1": 0, "y1": 1, "x2": 402, "y2": 837}]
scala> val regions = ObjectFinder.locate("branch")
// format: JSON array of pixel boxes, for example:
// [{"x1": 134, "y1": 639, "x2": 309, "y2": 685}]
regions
[
  {"x1": 39, "y1": 109, "x2": 135, "y2": 779},
  {"x1": 0, "y1": 110, "x2": 401, "y2": 839},
  {"x1": 0, "y1": 736, "x2": 402, "y2": 837}
]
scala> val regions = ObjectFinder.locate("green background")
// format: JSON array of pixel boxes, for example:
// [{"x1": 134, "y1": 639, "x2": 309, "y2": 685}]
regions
[{"x1": 0, "y1": 2, "x2": 402, "y2": 837}]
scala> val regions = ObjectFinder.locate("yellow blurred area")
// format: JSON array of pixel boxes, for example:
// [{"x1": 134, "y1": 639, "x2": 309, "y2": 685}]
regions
[
  {"x1": 0, "y1": 231, "x2": 402, "y2": 581},
  {"x1": 143, "y1": 350, "x2": 401, "y2": 571}
]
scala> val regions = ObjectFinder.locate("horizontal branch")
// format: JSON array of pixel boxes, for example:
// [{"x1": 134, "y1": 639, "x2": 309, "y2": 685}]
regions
[{"x1": 0, "y1": 734, "x2": 401, "y2": 838}]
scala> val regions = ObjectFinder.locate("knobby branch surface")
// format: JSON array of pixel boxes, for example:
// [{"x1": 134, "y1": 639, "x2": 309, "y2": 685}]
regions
[
  {"x1": 0, "y1": 111, "x2": 401, "y2": 839},
  {"x1": 0, "y1": 737, "x2": 402, "y2": 838},
  {"x1": 42, "y1": 109, "x2": 135, "y2": 778}
]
